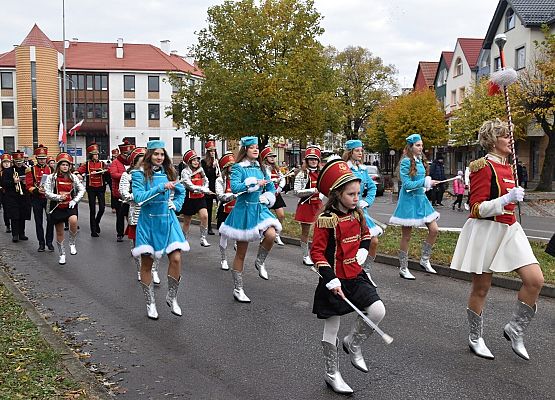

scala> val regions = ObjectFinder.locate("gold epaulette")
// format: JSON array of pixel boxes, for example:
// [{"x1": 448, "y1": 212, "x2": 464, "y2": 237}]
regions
[
  {"x1": 317, "y1": 212, "x2": 338, "y2": 229},
  {"x1": 469, "y1": 157, "x2": 487, "y2": 173},
  {"x1": 25, "y1": 167, "x2": 32, "y2": 174}
]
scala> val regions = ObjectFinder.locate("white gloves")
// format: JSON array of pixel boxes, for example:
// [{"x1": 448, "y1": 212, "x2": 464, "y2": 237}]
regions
[
  {"x1": 223, "y1": 193, "x2": 235, "y2": 202},
  {"x1": 326, "y1": 278, "x2": 341, "y2": 290},
  {"x1": 259, "y1": 194, "x2": 270, "y2": 205},
  {"x1": 356, "y1": 248, "x2": 369, "y2": 266},
  {"x1": 201, "y1": 187, "x2": 212, "y2": 194},
  {"x1": 501, "y1": 186, "x2": 525, "y2": 205},
  {"x1": 168, "y1": 199, "x2": 176, "y2": 210},
  {"x1": 68, "y1": 200, "x2": 76, "y2": 209},
  {"x1": 244, "y1": 176, "x2": 259, "y2": 192},
  {"x1": 318, "y1": 193, "x2": 324, "y2": 201},
  {"x1": 358, "y1": 200, "x2": 369, "y2": 209},
  {"x1": 424, "y1": 176, "x2": 432, "y2": 189}
]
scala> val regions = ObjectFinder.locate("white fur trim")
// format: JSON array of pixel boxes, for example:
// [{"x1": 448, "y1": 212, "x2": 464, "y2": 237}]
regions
[
  {"x1": 326, "y1": 278, "x2": 341, "y2": 290},
  {"x1": 369, "y1": 225, "x2": 384, "y2": 237},
  {"x1": 389, "y1": 211, "x2": 440, "y2": 227},
  {"x1": 262, "y1": 191, "x2": 276, "y2": 207},
  {"x1": 247, "y1": 184, "x2": 260, "y2": 193},
  {"x1": 132, "y1": 244, "x2": 155, "y2": 258},
  {"x1": 244, "y1": 176, "x2": 258, "y2": 186},
  {"x1": 239, "y1": 160, "x2": 260, "y2": 167},
  {"x1": 219, "y1": 218, "x2": 282, "y2": 243},
  {"x1": 166, "y1": 241, "x2": 190, "y2": 255}
]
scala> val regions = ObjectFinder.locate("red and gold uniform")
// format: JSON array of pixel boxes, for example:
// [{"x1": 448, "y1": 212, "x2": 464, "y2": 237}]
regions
[
  {"x1": 78, "y1": 143, "x2": 107, "y2": 237},
  {"x1": 78, "y1": 160, "x2": 107, "y2": 189},
  {"x1": 451, "y1": 153, "x2": 537, "y2": 274}
]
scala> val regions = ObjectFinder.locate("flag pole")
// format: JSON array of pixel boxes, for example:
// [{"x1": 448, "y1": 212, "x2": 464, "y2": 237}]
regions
[{"x1": 62, "y1": 0, "x2": 67, "y2": 152}]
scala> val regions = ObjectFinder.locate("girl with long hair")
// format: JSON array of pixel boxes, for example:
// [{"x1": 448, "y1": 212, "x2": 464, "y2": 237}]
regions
[
  {"x1": 343, "y1": 140, "x2": 382, "y2": 287},
  {"x1": 389, "y1": 134, "x2": 440, "y2": 280},
  {"x1": 293, "y1": 146, "x2": 323, "y2": 266},
  {"x1": 180, "y1": 149, "x2": 212, "y2": 247},
  {"x1": 201, "y1": 140, "x2": 220, "y2": 235},
  {"x1": 44, "y1": 153, "x2": 85, "y2": 265},
  {"x1": 311, "y1": 159, "x2": 385, "y2": 395},
  {"x1": 218, "y1": 136, "x2": 281, "y2": 303},
  {"x1": 215, "y1": 152, "x2": 237, "y2": 270},
  {"x1": 260, "y1": 145, "x2": 287, "y2": 246},
  {"x1": 131, "y1": 140, "x2": 189, "y2": 320}
]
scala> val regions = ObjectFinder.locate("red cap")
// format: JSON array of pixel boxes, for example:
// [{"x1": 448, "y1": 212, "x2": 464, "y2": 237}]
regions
[
  {"x1": 183, "y1": 149, "x2": 199, "y2": 164},
  {"x1": 260, "y1": 146, "x2": 276, "y2": 160},
  {"x1": 304, "y1": 145, "x2": 321, "y2": 160},
  {"x1": 56, "y1": 152, "x2": 74, "y2": 165},
  {"x1": 11, "y1": 151, "x2": 25, "y2": 161},
  {"x1": 205, "y1": 140, "x2": 216, "y2": 150},
  {"x1": 128, "y1": 147, "x2": 146, "y2": 166},
  {"x1": 118, "y1": 140, "x2": 135, "y2": 154},
  {"x1": 46, "y1": 156, "x2": 55, "y2": 164},
  {"x1": 34, "y1": 144, "x2": 48, "y2": 157},
  {"x1": 219, "y1": 152, "x2": 235, "y2": 170},
  {"x1": 1, "y1": 153, "x2": 12, "y2": 162},
  {"x1": 317, "y1": 159, "x2": 360, "y2": 197},
  {"x1": 87, "y1": 143, "x2": 100, "y2": 154},
  {"x1": 111, "y1": 149, "x2": 119, "y2": 155}
]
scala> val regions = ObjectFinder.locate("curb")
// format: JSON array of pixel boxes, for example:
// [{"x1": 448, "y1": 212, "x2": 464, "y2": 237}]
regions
[{"x1": 0, "y1": 267, "x2": 113, "y2": 399}]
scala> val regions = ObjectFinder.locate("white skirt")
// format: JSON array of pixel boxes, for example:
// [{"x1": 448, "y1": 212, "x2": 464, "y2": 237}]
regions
[{"x1": 450, "y1": 219, "x2": 537, "y2": 274}]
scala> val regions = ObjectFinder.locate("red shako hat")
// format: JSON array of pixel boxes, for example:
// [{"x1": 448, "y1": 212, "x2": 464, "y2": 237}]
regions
[
  {"x1": 304, "y1": 145, "x2": 321, "y2": 160},
  {"x1": 128, "y1": 147, "x2": 146, "y2": 166},
  {"x1": 183, "y1": 149, "x2": 199, "y2": 164},
  {"x1": 219, "y1": 152, "x2": 235, "y2": 170},
  {"x1": 34, "y1": 144, "x2": 48, "y2": 157},
  {"x1": 11, "y1": 151, "x2": 25, "y2": 161},
  {"x1": 46, "y1": 156, "x2": 55, "y2": 164},
  {"x1": 260, "y1": 145, "x2": 276, "y2": 160},
  {"x1": 1, "y1": 153, "x2": 13, "y2": 162},
  {"x1": 204, "y1": 140, "x2": 216, "y2": 150},
  {"x1": 56, "y1": 152, "x2": 74, "y2": 165},
  {"x1": 118, "y1": 140, "x2": 135, "y2": 154},
  {"x1": 317, "y1": 159, "x2": 361, "y2": 197},
  {"x1": 87, "y1": 143, "x2": 100, "y2": 154}
]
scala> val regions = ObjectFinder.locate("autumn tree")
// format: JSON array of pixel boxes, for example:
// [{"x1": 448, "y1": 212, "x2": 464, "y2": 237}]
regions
[
  {"x1": 168, "y1": 0, "x2": 341, "y2": 146},
  {"x1": 329, "y1": 46, "x2": 397, "y2": 140},
  {"x1": 364, "y1": 101, "x2": 390, "y2": 152}
]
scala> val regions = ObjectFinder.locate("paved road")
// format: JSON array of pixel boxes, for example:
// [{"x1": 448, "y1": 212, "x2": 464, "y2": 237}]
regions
[
  {"x1": 1, "y1": 204, "x2": 554, "y2": 399},
  {"x1": 281, "y1": 192, "x2": 555, "y2": 241}
]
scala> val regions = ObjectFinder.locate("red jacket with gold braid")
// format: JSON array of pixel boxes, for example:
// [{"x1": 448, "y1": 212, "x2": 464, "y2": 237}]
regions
[
  {"x1": 469, "y1": 154, "x2": 516, "y2": 226},
  {"x1": 77, "y1": 160, "x2": 106, "y2": 190},
  {"x1": 25, "y1": 164, "x2": 51, "y2": 199},
  {"x1": 310, "y1": 209, "x2": 371, "y2": 283}
]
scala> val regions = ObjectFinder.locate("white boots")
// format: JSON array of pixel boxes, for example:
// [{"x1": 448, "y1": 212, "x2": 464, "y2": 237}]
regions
[
  {"x1": 219, "y1": 244, "x2": 230, "y2": 270},
  {"x1": 301, "y1": 241, "x2": 314, "y2": 266},
  {"x1": 503, "y1": 301, "x2": 537, "y2": 360},
  {"x1": 398, "y1": 250, "x2": 415, "y2": 280},
  {"x1": 342, "y1": 316, "x2": 374, "y2": 373},
  {"x1": 467, "y1": 308, "x2": 494, "y2": 359},
  {"x1": 57, "y1": 241, "x2": 66, "y2": 265},
  {"x1": 254, "y1": 246, "x2": 270, "y2": 280},
  {"x1": 166, "y1": 275, "x2": 182, "y2": 316},
  {"x1": 322, "y1": 340, "x2": 353, "y2": 395},
  {"x1": 231, "y1": 270, "x2": 250, "y2": 302},
  {"x1": 200, "y1": 226, "x2": 211, "y2": 247},
  {"x1": 419, "y1": 242, "x2": 437, "y2": 274},
  {"x1": 140, "y1": 281, "x2": 158, "y2": 320},
  {"x1": 274, "y1": 234, "x2": 285, "y2": 246},
  {"x1": 68, "y1": 231, "x2": 78, "y2": 255}
]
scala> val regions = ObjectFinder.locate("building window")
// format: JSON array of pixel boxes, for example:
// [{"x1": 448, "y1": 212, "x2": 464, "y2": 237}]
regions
[
  {"x1": 148, "y1": 104, "x2": 160, "y2": 120},
  {"x1": 78, "y1": 75, "x2": 85, "y2": 90},
  {"x1": 494, "y1": 57, "x2": 501, "y2": 72},
  {"x1": 149, "y1": 137, "x2": 160, "y2": 141},
  {"x1": 173, "y1": 137, "x2": 182, "y2": 156},
  {"x1": 459, "y1": 87, "x2": 465, "y2": 103},
  {"x1": 451, "y1": 90, "x2": 457, "y2": 106},
  {"x1": 1, "y1": 101, "x2": 14, "y2": 119},
  {"x1": 515, "y1": 46, "x2": 526, "y2": 70},
  {"x1": 1, "y1": 72, "x2": 13, "y2": 89},
  {"x1": 454, "y1": 58, "x2": 463, "y2": 76},
  {"x1": 87, "y1": 103, "x2": 94, "y2": 119},
  {"x1": 124, "y1": 75, "x2": 135, "y2": 91},
  {"x1": 506, "y1": 8, "x2": 515, "y2": 31},
  {"x1": 94, "y1": 75, "x2": 101, "y2": 90},
  {"x1": 124, "y1": 103, "x2": 135, "y2": 120},
  {"x1": 86, "y1": 75, "x2": 94, "y2": 90},
  {"x1": 148, "y1": 76, "x2": 159, "y2": 92},
  {"x1": 190, "y1": 137, "x2": 195, "y2": 150},
  {"x1": 101, "y1": 75, "x2": 108, "y2": 90},
  {"x1": 3, "y1": 137, "x2": 15, "y2": 153}
]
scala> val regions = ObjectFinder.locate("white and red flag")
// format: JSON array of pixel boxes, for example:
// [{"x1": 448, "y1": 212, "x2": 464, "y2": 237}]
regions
[
  {"x1": 58, "y1": 121, "x2": 67, "y2": 145},
  {"x1": 68, "y1": 119, "x2": 84, "y2": 136}
]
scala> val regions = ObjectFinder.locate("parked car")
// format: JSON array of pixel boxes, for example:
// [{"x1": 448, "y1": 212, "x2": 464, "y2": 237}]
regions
[{"x1": 366, "y1": 165, "x2": 385, "y2": 196}]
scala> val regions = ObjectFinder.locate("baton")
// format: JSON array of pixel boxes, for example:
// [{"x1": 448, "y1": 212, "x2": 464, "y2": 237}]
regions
[
  {"x1": 137, "y1": 178, "x2": 186, "y2": 206},
  {"x1": 309, "y1": 266, "x2": 393, "y2": 345},
  {"x1": 406, "y1": 176, "x2": 460, "y2": 192}
]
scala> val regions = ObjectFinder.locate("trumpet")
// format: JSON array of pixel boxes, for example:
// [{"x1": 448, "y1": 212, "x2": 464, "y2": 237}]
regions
[{"x1": 13, "y1": 171, "x2": 24, "y2": 195}]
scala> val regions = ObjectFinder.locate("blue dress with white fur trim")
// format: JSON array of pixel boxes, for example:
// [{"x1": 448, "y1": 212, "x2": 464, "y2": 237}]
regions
[
  {"x1": 389, "y1": 157, "x2": 440, "y2": 226},
  {"x1": 219, "y1": 160, "x2": 282, "y2": 243},
  {"x1": 348, "y1": 161, "x2": 383, "y2": 237},
  {"x1": 131, "y1": 168, "x2": 190, "y2": 258}
]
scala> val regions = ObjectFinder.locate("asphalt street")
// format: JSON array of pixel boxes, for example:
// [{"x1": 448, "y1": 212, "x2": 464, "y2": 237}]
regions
[{"x1": 1, "y1": 203, "x2": 554, "y2": 400}]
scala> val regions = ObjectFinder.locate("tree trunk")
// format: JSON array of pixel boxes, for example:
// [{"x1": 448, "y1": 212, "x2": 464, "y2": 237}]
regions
[
  {"x1": 259, "y1": 135, "x2": 269, "y2": 149},
  {"x1": 535, "y1": 116, "x2": 555, "y2": 192}
]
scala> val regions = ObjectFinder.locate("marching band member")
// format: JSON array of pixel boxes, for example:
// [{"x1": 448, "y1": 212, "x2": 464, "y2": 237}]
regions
[
  {"x1": 47, "y1": 157, "x2": 56, "y2": 171},
  {"x1": 119, "y1": 147, "x2": 160, "y2": 284},
  {"x1": 294, "y1": 146, "x2": 323, "y2": 266},
  {"x1": 44, "y1": 153, "x2": 85, "y2": 265},
  {"x1": 1, "y1": 151, "x2": 31, "y2": 242},
  {"x1": 343, "y1": 140, "x2": 382, "y2": 287},
  {"x1": 109, "y1": 140, "x2": 135, "y2": 242},
  {"x1": 215, "y1": 152, "x2": 237, "y2": 270},
  {"x1": 180, "y1": 149, "x2": 212, "y2": 247},
  {"x1": 389, "y1": 134, "x2": 440, "y2": 280},
  {"x1": 77, "y1": 143, "x2": 108, "y2": 237},
  {"x1": 201, "y1": 140, "x2": 220, "y2": 235},
  {"x1": 218, "y1": 136, "x2": 281, "y2": 302},
  {"x1": 260, "y1": 145, "x2": 287, "y2": 246},
  {"x1": 311, "y1": 159, "x2": 385, "y2": 395},
  {"x1": 131, "y1": 140, "x2": 189, "y2": 320},
  {"x1": 0, "y1": 154, "x2": 13, "y2": 233},
  {"x1": 451, "y1": 119, "x2": 544, "y2": 360},
  {"x1": 25, "y1": 145, "x2": 54, "y2": 252}
]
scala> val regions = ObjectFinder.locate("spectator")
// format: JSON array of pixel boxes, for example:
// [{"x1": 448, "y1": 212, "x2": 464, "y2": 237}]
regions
[
  {"x1": 429, "y1": 154, "x2": 446, "y2": 206},
  {"x1": 521, "y1": 164, "x2": 528, "y2": 189}
]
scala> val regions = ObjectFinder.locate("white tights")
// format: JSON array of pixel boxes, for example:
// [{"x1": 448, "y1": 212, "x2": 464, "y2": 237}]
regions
[{"x1": 322, "y1": 300, "x2": 386, "y2": 344}]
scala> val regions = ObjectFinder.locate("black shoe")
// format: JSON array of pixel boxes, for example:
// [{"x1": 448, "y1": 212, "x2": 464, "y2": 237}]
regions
[
  {"x1": 19, "y1": 235, "x2": 29, "y2": 241},
  {"x1": 38, "y1": 244, "x2": 45, "y2": 252},
  {"x1": 64, "y1": 226, "x2": 69, "y2": 231},
  {"x1": 452, "y1": 204, "x2": 455, "y2": 210},
  {"x1": 117, "y1": 235, "x2": 123, "y2": 242},
  {"x1": 91, "y1": 231, "x2": 99, "y2": 237},
  {"x1": 12, "y1": 236, "x2": 19, "y2": 243},
  {"x1": 47, "y1": 244, "x2": 55, "y2": 252},
  {"x1": 5, "y1": 227, "x2": 11, "y2": 233},
  {"x1": 207, "y1": 229, "x2": 215, "y2": 235}
]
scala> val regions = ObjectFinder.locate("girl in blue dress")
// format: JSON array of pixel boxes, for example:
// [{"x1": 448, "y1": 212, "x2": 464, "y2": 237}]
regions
[
  {"x1": 343, "y1": 139, "x2": 382, "y2": 287},
  {"x1": 131, "y1": 140, "x2": 189, "y2": 319},
  {"x1": 219, "y1": 136, "x2": 282, "y2": 303},
  {"x1": 389, "y1": 134, "x2": 440, "y2": 280}
]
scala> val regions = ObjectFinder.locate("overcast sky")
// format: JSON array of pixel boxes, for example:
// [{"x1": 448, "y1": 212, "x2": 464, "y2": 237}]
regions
[{"x1": 1, "y1": 0, "x2": 500, "y2": 87}]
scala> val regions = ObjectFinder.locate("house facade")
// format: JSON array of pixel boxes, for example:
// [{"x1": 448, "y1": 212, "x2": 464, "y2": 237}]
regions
[{"x1": 412, "y1": 61, "x2": 439, "y2": 91}]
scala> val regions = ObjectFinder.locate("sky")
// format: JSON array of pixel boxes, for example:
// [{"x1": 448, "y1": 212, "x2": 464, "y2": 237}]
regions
[{"x1": 1, "y1": 0, "x2": 501, "y2": 88}]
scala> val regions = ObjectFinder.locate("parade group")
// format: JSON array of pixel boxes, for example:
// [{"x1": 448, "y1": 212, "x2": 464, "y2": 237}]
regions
[{"x1": 0, "y1": 119, "x2": 546, "y2": 395}]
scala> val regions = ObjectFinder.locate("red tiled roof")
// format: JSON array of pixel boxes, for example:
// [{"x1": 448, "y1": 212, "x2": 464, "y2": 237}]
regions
[
  {"x1": 0, "y1": 50, "x2": 16, "y2": 67},
  {"x1": 442, "y1": 51, "x2": 454, "y2": 68},
  {"x1": 457, "y1": 38, "x2": 484, "y2": 68},
  {"x1": 20, "y1": 24, "x2": 57, "y2": 49},
  {"x1": 419, "y1": 62, "x2": 439, "y2": 86}
]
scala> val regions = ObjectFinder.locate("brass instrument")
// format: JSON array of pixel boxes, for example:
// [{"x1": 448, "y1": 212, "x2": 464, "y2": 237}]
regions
[{"x1": 13, "y1": 170, "x2": 24, "y2": 195}]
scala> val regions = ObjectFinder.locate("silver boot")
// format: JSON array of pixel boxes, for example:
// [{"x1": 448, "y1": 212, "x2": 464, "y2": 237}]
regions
[
  {"x1": 200, "y1": 226, "x2": 211, "y2": 247},
  {"x1": 503, "y1": 301, "x2": 537, "y2": 360},
  {"x1": 166, "y1": 275, "x2": 182, "y2": 316},
  {"x1": 342, "y1": 316, "x2": 373, "y2": 372},
  {"x1": 134, "y1": 256, "x2": 141, "y2": 281},
  {"x1": 152, "y1": 258, "x2": 161, "y2": 284},
  {"x1": 140, "y1": 281, "x2": 158, "y2": 320},
  {"x1": 57, "y1": 240, "x2": 66, "y2": 265},
  {"x1": 419, "y1": 242, "x2": 437, "y2": 274},
  {"x1": 254, "y1": 245, "x2": 269, "y2": 280},
  {"x1": 68, "y1": 231, "x2": 78, "y2": 255},
  {"x1": 467, "y1": 308, "x2": 494, "y2": 359},
  {"x1": 322, "y1": 340, "x2": 353, "y2": 395},
  {"x1": 231, "y1": 270, "x2": 251, "y2": 303},
  {"x1": 363, "y1": 256, "x2": 378, "y2": 287},
  {"x1": 301, "y1": 241, "x2": 314, "y2": 266},
  {"x1": 219, "y1": 244, "x2": 229, "y2": 270},
  {"x1": 274, "y1": 234, "x2": 285, "y2": 246},
  {"x1": 399, "y1": 250, "x2": 415, "y2": 280}
]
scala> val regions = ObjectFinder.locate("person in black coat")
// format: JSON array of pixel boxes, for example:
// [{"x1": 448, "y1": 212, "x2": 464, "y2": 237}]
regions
[
  {"x1": 429, "y1": 154, "x2": 446, "y2": 206},
  {"x1": 201, "y1": 140, "x2": 220, "y2": 235}
]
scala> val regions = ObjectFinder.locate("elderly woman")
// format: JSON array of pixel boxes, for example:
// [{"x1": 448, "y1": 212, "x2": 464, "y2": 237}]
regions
[{"x1": 451, "y1": 119, "x2": 544, "y2": 360}]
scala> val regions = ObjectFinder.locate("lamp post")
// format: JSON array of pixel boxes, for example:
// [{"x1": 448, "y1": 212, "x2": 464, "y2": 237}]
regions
[{"x1": 62, "y1": 75, "x2": 77, "y2": 158}]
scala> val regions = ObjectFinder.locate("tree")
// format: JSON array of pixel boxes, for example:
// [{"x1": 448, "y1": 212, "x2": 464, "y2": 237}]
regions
[
  {"x1": 167, "y1": 0, "x2": 341, "y2": 146},
  {"x1": 364, "y1": 102, "x2": 390, "y2": 152},
  {"x1": 368, "y1": 89, "x2": 447, "y2": 150},
  {"x1": 329, "y1": 46, "x2": 397, "y2": 140}
]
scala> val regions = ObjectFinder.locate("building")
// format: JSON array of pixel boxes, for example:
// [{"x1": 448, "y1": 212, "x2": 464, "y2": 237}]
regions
[
  {"x1": 433, "y1": 51, "x2": 454, "y2": 107},
  {"x1": 0, "y1": 24, "x2": 227, "y2": 164},
  {"x1": 412, "y1": 61, "x2": 439, "y2": 91}
]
